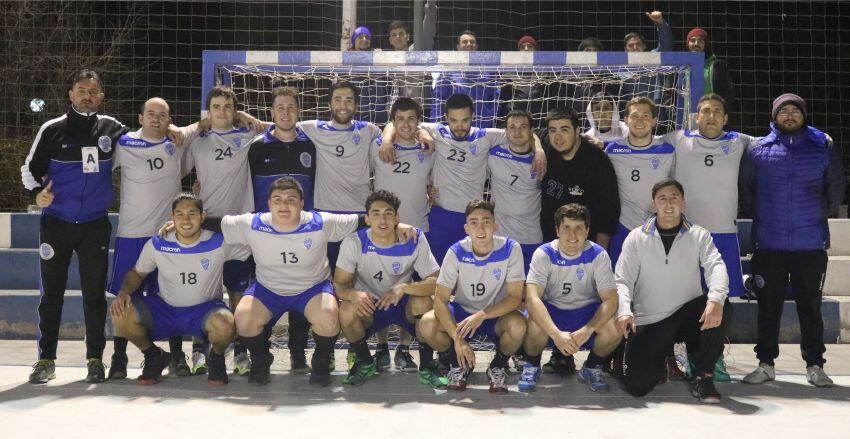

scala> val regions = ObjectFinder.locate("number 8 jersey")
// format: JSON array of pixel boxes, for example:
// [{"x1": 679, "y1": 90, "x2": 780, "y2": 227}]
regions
[{"x1": 437, "y1": 235, "x2": 525, "y2": 314}]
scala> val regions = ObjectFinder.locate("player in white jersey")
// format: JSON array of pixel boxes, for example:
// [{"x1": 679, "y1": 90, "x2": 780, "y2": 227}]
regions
[
  {"x1": 221, "y1": 177, "x2": 417, "y2": 387},
  {"x1": 663, "y1": 93, "x2": 757, "y2": 380},
  {"x1": 604, "y1": 97, "x2": 675, "y2": 265},
  {"x1": 335, "y1": 190, "x2": 447, "y2": 387},
  {"x1": 183, "y1": 86, "x2": 263, "y2": 376},
  {"x1": 517, "y1": 204, "x2": 621, "y2": 392},
  {"x1": 379, "y1": 93, "x2": 546, "y2": 264},
  {"x1": 106, "y1": 98, "x2": 201, "y2": 380},
  {"x1": 416, "y1": 200, "x2": 527, "y2": 393},
  {"x1": 487, "y1": 109, "x2": 542, "y2": 269},
  {"x1": 109, "y1": 193, "x2": 249, "y2": 386}
]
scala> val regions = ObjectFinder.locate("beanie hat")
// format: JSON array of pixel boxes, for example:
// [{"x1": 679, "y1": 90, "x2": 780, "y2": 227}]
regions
[
  {"x1": 517, "y1": 35, "x2": 537, "y2": 49},
  {"x1": 351, "y1": 26, "x2": 371, "y2": 47},
  {"x1": 687, "y1": 28, "x2": 709, "y2": 42},
  {"x1": 772, "y1": 93, "x2": 807, "y2": 120}
]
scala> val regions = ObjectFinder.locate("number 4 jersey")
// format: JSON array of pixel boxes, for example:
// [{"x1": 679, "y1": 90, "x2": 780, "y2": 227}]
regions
[
  {"x1": 437, "y1": 235, "x2": 525, "y2": 314},
  {"x1": 134, "y1": 230, "x2": 250, "y2": 307}
]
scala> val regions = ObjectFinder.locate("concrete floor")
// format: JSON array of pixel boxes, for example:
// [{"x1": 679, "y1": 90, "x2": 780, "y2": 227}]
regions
[{"x1": 2, "y1": 341, "x2": 849, "y2": 439}]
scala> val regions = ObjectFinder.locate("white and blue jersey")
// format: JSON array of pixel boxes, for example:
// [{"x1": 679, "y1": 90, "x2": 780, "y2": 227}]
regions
[
  {"x1": 486, "y1": 144, "x2": 542, "y2": 245},
  {"x1": 371, "y1": 138, "x2": 434, "y2": 231},
  {"x1": 527, "y1": 240, "x2": 616, "y2": 311},
  {"x1": 248, "y1": 125, "x2": 316, "y2": 212}
]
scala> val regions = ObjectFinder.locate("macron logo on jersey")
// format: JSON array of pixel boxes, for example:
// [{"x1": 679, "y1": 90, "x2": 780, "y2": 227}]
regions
[
  {"x1": 460, "y1": 256, "x2": 477, "y2": 263},
  {"x1": 160, "y1": 246, "x2": 181, "y2": 253},
  {"x1": 609, "y1": 147, "x2": 631, "y2": 153},
  {"x1": 123, "y1": 140, "x2": 147, "y2": 147},
  {"x1": 257, "y1": 225, "x2": 275, "y2": 233}
]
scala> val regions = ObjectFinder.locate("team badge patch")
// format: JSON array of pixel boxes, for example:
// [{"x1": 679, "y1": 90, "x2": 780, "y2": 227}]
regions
[
  {"x1": 97, "y1": 136, "x2": 112, "y2": 153},
  {"x1": 164, "y1": 142, "x2": 175, "y2": 156},
  {"x1": 39, "y1": 243, "x2": 55, "y2": 260},
  {"x1": 470, "y1": 145, "x2": 478, "y2": 155},
  {"x1": 303, "y1": 238, "x2": 313, "y2": 249},
  {"x1": 530, "y1": 170, "x2": 537, "y2": 180},
  {"x1": 352, "y1": 133, "x2": 361, "y2": 145},
  {"x1": 232, "y1": 138, "x2": 242, "y2": 148},
  {"x1": 300, "y1": 152, "x2": 312, "y2": 168},
  {"x1": 721, "y1": 144, "x2": 730, "y2": 155},
  {"x1": 392, "y1": 261, "x2": 401, "y2": 274},
  {"x1": 493, "y1": 268, "x2": 502, "y2": 280},
  {"x1": 417, "y1": 152, "x2": 426, "y2": 163},
  {"x1": 651, "y1": 156, "x2": 661, "y2": 170},
  {"x1": 576, "y1": 267, "x2": 585, "y2": 281},
  {"x1": 200, "y1": 258, "x2": 210, "y2": 271}
]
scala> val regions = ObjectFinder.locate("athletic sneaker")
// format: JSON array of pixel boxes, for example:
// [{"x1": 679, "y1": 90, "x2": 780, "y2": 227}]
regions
[
  {"x1": 742, "y1": 363, "x2": 775, "y2": 384},
  {"x1": 85, "y1": 358, "x2": 106, "y2": 383},
  {"x1": 29, "y1": 359, "x2": 56, "y2": 384},
  {"x1": 447, "y1": 366, "x2": 471, "y2": 391},
  {"x1": 418, "y1": 365, "x2": 449, "y2": 389},
  {"x1": 342, "y1": 358, "x2": 378, "y2": 386},
  {"x1": 191, "y1": 351, "x2": 208, "y2": 375},
  {"x1": 345, "y1": 350, "x2": 356, "y2": 370},
  {"x1": 233, "y1": 352, "x2": 251, "y2": 376},
  {"x1": 487, "y1": 366, "x2": 509, "y2": 394},
  {"x1": 309, "y1": 369, "x2": 332, "y2": 387},
  {"x1": 374, "y1": 349, "x2": 391, "y2": 371},
  {"x1": 517, "y1": 366, "x2": 542, "y2": 392},
  {"x1": 510, "y1": 354, "x2": 526, "y2": 373},
  {"x1": 207, "y1": 351, "x2": 228, "y2": 386},
  {"x1": 291, "y1": 353, "x2": 311, "y2": 374},
  {"x1": 665, "y1": 355, "x2": 686, "y2": 381},
  {"x1": 687, "y1": 354, "x2": 731, "y2": 382},
  {"x1": 394, "y1": 349, "x2": 418, "y2": 372},
  {"x1": 690, "y1": 375, "x2": 721, "y2": 403},
  {"x1": 542, "y1": 353, "x2": 576, "y2": 375},
  {"x1": 248, "y1": 351, "x2": 274, "y2": 386},
  {"x1": 169, "y1": 353, "x2": 192, "y2": 377},
  {"x1": 108, "y1": 353, "x2": 128, "y2": 380},
  {"x1": 806, "y1": 366, "x2": 834, "y2": 388},
  {"x1": 138, "y1": 348, "x2": 171, "y2": 385},
  {"x1": 578, "y1": 367, "x2": 609, "y2": 392}
]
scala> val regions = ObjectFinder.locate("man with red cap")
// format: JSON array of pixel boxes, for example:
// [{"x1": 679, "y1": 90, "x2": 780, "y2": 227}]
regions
[
  {"x1": 517, "y1": 35, "x2": 537, "y2": 52},
  {"x1": 739, "y1": 93, "x2": 845, "y2": 388},
  {"x1": 686, "y1": 27, "x2": 735, "y2": 117}
]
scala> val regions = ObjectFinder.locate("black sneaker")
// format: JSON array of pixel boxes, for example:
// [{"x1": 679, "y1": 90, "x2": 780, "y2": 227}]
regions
[
  {"x1": 436, "y1": 351, "x2": 452, "y2": 374},
  {"x1": 309, "y1": 369, "x2": 332, "y2": 387},
  {"x1": 207, "y1": 351, "x2": 228, "y2": 386},
  {"x1": 542, "y1": 353, "x2": 576, "y2": 375},
  {"x1": 108, "y1": 353, "x2": 128, "y2": 380},
  {"x1": 248, "y1": 351, "x2": 274, "y2": 386},
  {"x1": 169, "y1": 353, "x2": 192, "y2": 377},
  {"x1": 29, "y1": 359, "x2": 56, "y2": 384},
  {"x1": 85, "y1": 358, "x2": 106, "y2": 383},
  {"x1": 690, "y1": 375, "x2": 722, "y2": 404},
  {"x1": 290, "y1": 353, "x2": 311, "y2": 374},
  {"x1": 138, "y1": 348, "x2": 171, "y2": 385}
]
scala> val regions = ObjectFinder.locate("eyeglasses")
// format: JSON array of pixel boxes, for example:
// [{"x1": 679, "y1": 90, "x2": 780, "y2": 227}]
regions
[{"x1": 777, "y1": 108, "x2": 803, "y2": 117}]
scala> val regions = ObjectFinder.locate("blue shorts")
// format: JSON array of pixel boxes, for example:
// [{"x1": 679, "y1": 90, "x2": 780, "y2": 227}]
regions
[
  {"x1": 607, "y1": 223, "x2": 632, "y2": 268},
  {"x1": 544, "y1": 301, "x2": 599, "y2": 350},
  {"x1": 366, "y1": 295, "x2": 415, "y2": 338},
  {"x1": 134, "y1": 294, "x2": 228, "y2": 341},
  {"x1": 710, "y1": 233, "x2": 745, "y2": 297},
  {"x1": 427, "y1": 205, "x2": 467, "y2": 264},
  {"x1": 223, "y1": 259, "x2": 254, "y2": 293},
  {"x1": 108, "y1": 237, "x2": 159, "y2": 296},
  {"x1": 519, "y1": 243, "x2": 540, "y2": 275},
  {"x1": 316, "y1": 209, "x2": 364, "y2": 270},
  {"x1": 448, "y1": 302, "x2": 499, "y2": 342},
  {"x1": 245, "y1": 279, "x2": 333, "y2": 325}
]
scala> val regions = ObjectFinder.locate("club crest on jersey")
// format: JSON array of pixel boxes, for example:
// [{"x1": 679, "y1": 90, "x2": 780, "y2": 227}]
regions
[
  {"x1": 300, "y1": 152, "x2": 312, "y2": 168},
  {"x1": 721, "y1": 144, "x2": 730, "y2": 155},
  {"x1": 98, "y1": 136, "x2": 112, "y2": 153},
  {"x1": 39, "y1": 243, "x2": 55, "y2": 260},
  {"x1": 493, "y1": 268, "x2": 502, "y2": 280},
  {"x1": 165, "y1": 142, "x2": 175, "y2": 156},
  {"x1": 200, "y1": 258, "x2": 210, "y2": 271},
  {"x1": 530, "y1": 170, "x2": 538, "y2": 179},
  {"x1": 417, "y1": 152, "x2": 426, "y2": 163},
  {"x1": 303, "y1": 238, "x2": 313, "y2": 249},
  {"x1": 568, "y1": 185, "x2": 584, "y2": 196},
  {"x1": 352, "y1": 133, "x2": 361, "y2": 145},
  {"x1": 232, "y1": 138, "x2": 242, "y2": 149},
  {"x1": 470, "y1": 145, "x2": 478, "y2": 155},
  {"x1": 651, "y1": 156, "x2": 661, "y2": 170},
  {"x1": 392, "y1": 262, "x2": 401, "y2": 274},
  {"x1": 576, "y1": 267, "x2": 585, "y2": 280}
]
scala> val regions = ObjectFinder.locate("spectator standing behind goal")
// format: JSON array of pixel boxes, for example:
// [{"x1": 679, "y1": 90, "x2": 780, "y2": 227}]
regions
[
  {"x1": 22, "y1": 70, "x2": 130, "y2": 384},
  {"x1": 685, "y1": 28, "x2": 735, "y2": 126},
  {"x1": 501, "y1": 36, "x2": 545, "y2": 128},
  {"x1": 348, "y1": 26, "x2": 389, "y2": 125},
  {"x1": 620, "y1": 11, "x2": 673, "y2": 124},
  {"x1": 739, "y1": 93, "x2": 845, "y2": 388}
]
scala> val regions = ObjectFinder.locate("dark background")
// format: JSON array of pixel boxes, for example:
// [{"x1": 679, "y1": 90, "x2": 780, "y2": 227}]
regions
[{"x1": 2, "y1": 0, "x2": 847, "y2": 209}]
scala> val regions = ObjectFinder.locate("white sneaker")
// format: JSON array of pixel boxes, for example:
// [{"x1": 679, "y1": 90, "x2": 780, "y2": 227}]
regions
[
  {"x1": 742, "y1": 363, "x2": 775, "y2": 384},
  {"x1": 191, "y1": 351, "x2": 208, "y2": 375},
  {"x1": 806, "y1": 365, "x2": 834, "y2": 388},
  {"x1": 233, "y1": 352, "x2": 252, "y2": 376}
]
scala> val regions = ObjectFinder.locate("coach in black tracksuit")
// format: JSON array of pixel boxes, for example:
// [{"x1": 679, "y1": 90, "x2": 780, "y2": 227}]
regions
[{"x1": 21, "y1": 71, "x2": 128, "y2": 384}]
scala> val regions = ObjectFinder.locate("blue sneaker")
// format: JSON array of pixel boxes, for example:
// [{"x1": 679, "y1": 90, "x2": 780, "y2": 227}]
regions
[
  {"x1": 578, "y1": 367, "x2": 609, "y2": 392},
  {"x1": 517, "y1": 366, "x2": 542, "y2": 392}
]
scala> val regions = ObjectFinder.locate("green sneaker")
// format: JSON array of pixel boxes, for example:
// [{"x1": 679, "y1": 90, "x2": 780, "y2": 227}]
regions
[
  {"x1": 342, "y1": 359, "x2": 377, "y2": 386},
  {"x1": 418, "y1": 365, "x2": 449, "y2": 389},
  {"x1": 29, "y1": 359, "x2": 56, "y2": 384},
  {"x1": 346, "y1": 350, "x2": 356, "y2": 370},
  {"x1": 713, "y1": 356, "x2": 731, "y2": 382}
]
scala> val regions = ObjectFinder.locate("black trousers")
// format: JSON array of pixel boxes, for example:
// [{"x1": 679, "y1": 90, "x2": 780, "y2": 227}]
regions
[
  {"x1": 623, "y1": 295, "x2": 731, "y2": 397},
  {"x1": 38, "y1": 215, "x2": 111, "y2": 360},
  {"x1": 751, "y1": 249, "x2": 827, "y2": 367}
]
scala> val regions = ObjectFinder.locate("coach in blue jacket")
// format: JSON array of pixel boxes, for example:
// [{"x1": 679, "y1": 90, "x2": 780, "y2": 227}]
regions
[{"x1": 739, "y1": 93, "x2": 845, "y2": 388}]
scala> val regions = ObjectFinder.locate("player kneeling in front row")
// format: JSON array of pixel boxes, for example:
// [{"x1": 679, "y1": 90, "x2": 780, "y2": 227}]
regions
[
  {"x1": 110, "y1": 193, "x2": 248, "y2": 385},
  {"x1": 519, "y1": 204, "x2": 622, "y2": 392},
  {"x1": 334, "y1": 190, "x2": 445, "y2": 387},
  {"x1": 417, "y1": 200, "x2": 527, "y2": 393}
]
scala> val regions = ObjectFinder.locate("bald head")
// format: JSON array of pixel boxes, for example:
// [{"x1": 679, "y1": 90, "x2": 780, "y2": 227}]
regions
[{"x1": 139, "y1": 97, "x2": 171, "y2": 139}]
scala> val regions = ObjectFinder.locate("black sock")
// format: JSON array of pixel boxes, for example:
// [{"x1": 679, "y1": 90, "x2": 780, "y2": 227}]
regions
[
  {"x1": 192, "y1": 341, "x2": 205, "y2": 354},
  {"x1": 168, "y1": 336, "x2": 183, "y2": 355},
  {"x1": 444, "y1": 345, "x2": 459, "y2": 367},
  {"x1": 584, "y1": 351, "x2": 607, "y2": 370},
  {"x1": 490, "y1": 350, "x2": 510, "y2": 369},
  {"x1": 526, "y1": 353, "x2": 542, "y2": 367},
  {"x1": 311, "y1": 333, "x2": 338, "y2": 373},
  {"x1": 550, "y1": 348, "x2": 566, "y2": 361},
  {"x1": 241, "y1": 334, "x2": 270, "y2": 360},
  {"x1": 514, "y1": 346, "x2": 526, "y2": 359},
  {"x1": 350, "y1": 337, "x2": 372, "y2": 363},
  {"x1": 396, "y1": 344, "x2": 409, "y2": 352},
  {"x1": 418, "y1": 343, "x2": 435, "y2": 370},
  {"x1": 113, "y1": 337, "x2": 128, "y2": 356},
  {"x1": 233, "y1": 338, "x2": 247, "y2": 356},
  {"x1": 142, "y1": 345, "x2": 160, "y2": 358},
  {"x1": 377, "y1": 343, "x2": 389, "y2": 353}
]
